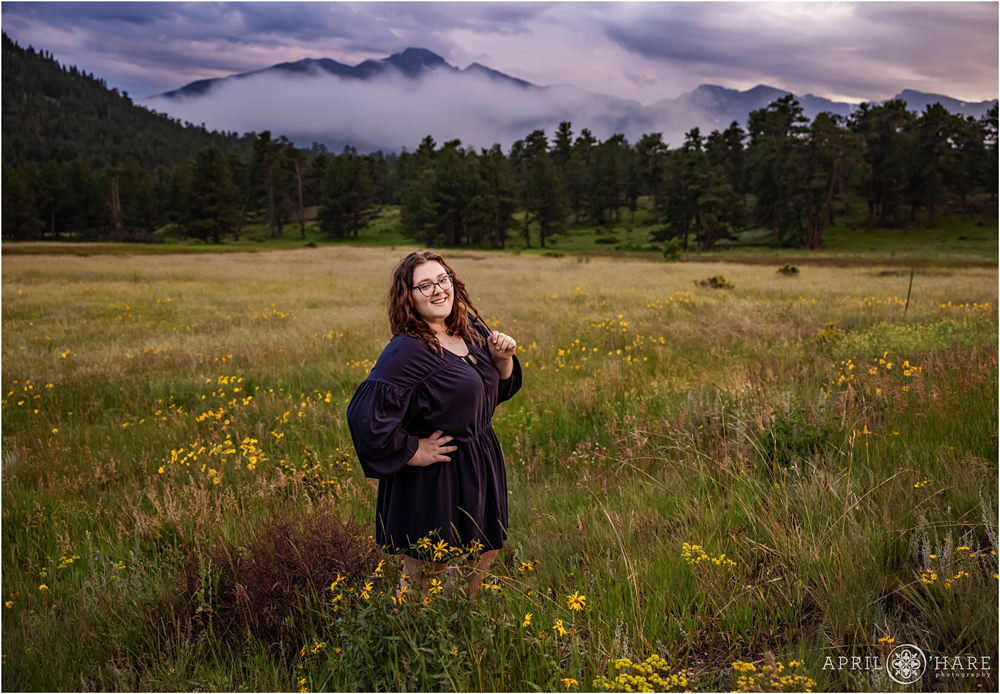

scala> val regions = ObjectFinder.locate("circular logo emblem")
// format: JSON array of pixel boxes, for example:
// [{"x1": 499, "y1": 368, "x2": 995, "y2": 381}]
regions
[{"x1": 887, "y1": 644, "x2": 927, "y2": 685}]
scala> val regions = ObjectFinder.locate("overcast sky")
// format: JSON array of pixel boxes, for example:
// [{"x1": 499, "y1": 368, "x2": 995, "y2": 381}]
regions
[{"x1": 2, "y1": 1, "x2": 996, "y2": 104}]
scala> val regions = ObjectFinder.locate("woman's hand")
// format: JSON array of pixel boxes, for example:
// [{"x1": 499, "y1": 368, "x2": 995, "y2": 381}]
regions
[
  {"x1": 488, "y1": 331, "x2": 517, "y2": 379},
  {"x1": 407, "y1": 430, "x2": 457, "y2": 467}
]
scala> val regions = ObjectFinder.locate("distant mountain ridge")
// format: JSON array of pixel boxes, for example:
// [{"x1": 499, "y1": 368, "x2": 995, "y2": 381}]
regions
[
  {"x1": 156, "y1": 47, "x2": 535, "y2": 99},
  {"x1": 147, "y1": 47, "x2": 997, "y2": 152},
  {"x1": 155, "y1": 46, "x2": 995, "y2": 117}
]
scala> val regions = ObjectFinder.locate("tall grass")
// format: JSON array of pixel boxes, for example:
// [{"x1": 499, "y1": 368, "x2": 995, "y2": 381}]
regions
[{"x1": 2, "y1": 247, "x2": 996, "y2": 691}]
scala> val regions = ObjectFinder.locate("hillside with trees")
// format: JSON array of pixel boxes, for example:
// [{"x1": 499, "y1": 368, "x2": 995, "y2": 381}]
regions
[{"x1": 2, "y1": 32, "x2": 996, "y2": 249}]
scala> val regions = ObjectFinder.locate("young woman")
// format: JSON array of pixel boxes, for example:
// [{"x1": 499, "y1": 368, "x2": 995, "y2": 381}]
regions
[{"x1": 346, "y1": 250, "x2": 521, "y2": 598}]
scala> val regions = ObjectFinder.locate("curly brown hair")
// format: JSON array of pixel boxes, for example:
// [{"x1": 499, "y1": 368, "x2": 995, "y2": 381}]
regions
[{"x1": 388, "y1": 250, "x2": 486, "y2": 355}]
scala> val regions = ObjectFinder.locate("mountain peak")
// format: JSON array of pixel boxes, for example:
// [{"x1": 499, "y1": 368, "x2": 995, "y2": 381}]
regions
[
  {"x1": 463, "y1": 62, "x2": 534, "y2": 89},
  {"x1": 384, "y1": 47, "x2": 451, "y2": 77}
]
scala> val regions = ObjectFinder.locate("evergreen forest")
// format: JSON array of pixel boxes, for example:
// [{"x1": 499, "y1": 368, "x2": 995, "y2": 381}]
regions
[{"x1": 3, "y1": 33, "x2": 997, "y2": 250}]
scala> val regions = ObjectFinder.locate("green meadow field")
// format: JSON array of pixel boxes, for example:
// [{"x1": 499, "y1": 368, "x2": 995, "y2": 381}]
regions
[{"x1": 2, "y1": 245, "x2": 997, "y2": 691}]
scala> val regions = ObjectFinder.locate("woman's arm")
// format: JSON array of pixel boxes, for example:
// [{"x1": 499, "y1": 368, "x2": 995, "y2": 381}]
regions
[{"x1": 487, "y1": 331, "x2": 517, "y2": 380}]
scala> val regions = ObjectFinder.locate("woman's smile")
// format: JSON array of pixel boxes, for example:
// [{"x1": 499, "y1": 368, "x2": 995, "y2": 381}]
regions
[{"x1": 411, "y1": 261, "x2": 454, "y2": 322}]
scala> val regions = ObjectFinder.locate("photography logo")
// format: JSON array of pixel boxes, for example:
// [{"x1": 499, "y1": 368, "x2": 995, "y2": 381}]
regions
[{"x1": 887, "y1": 644, "x2": 927, "y2": 685}]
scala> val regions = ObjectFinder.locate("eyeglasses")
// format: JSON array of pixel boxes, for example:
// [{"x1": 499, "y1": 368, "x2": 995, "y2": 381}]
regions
[{"x1": 412, "y1": 275, "x2": 453, "y2": 297}]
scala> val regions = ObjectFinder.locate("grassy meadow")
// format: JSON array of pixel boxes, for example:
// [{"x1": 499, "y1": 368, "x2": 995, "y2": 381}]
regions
[{"x1": 2, "y1": 245, "x2": 997, "y2": 692}]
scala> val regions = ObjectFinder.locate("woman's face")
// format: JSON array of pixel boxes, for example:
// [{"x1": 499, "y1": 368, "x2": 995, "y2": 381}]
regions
[{"x1": 410, "y1": 260, "x2": 454, "y2": 324}]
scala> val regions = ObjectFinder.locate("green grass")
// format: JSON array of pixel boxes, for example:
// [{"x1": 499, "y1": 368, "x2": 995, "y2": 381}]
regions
[
  {"x1": 5, "y1": 198, "x2": 996, "y2": 269},
  {"x1": 2, "y1": 247, "x2": 997, "y2": 691}
]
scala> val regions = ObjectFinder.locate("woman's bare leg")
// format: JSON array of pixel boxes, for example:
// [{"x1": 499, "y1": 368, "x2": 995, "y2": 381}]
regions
[
  {"x1": 400, "y1": 554, "x2": 446, "y2": 598},
  {"x1": 468, "y1": 549, "x2": 499, "y2": 599}
]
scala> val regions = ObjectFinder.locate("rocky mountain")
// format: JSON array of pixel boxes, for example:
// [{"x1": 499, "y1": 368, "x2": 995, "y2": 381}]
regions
[
  {"x1": 144, "y1": 47, "x2": 997, "y2": 152},
  {"x1": 155, "y1": 47, "x2": 535, "y2": 99}
]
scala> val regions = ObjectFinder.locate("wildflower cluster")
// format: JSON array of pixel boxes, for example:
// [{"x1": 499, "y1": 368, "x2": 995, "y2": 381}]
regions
[
  {"x1": 252, "y1": 304, "x2": 292, "y2": 321},
  {"x1": 164, "y1": 434, "x2": 268, "y2": 484},
  {"x1": 295, "y1": 638, "x2": 341, "y2": 692},
  {"x1": 1, "y1": 379, "x2": 55, "y2": 417},
  {"x1": 150, "y1": 374, "x2": 356, "y2": 487},
  {"x1": 346, "y1": 358, "x2": 377, "y2": 373},
  {"x1": 831, "y1": 357, "x2": 857, "y2": 386},
  {"x1": 918, "y1": 545, "x2": 996, "y2": 590},
  {"x1": 732, "y1": 657, "x2": 815, "y2": 693},
  {"x1": 854, "y1": 295, "x2": 907, "y2": 310},
  {"x1": 57, "y1": 554, "x2": 81, "y2": 570},
  {"x1": 592, "y1": 654, "x2": 689, "y2": 692},
  {"x1": 123, "y1": 345, "x2": 172, "y2": 361},
  {"x1": 845, "y1": 294, "x2": 991, "y2": 314},
  {"x1": 681, "y1": 542, "x2": 737, "y2": 569},
  {"x1": 413, "y1": 533, "x2": 485, "y2": 563},
  {"x1": 830, "y1": 351, "x2": 922, "y2": 395},
  {"x1": 935, "y1": 300, "x2": 992, "y2": 311},
  {"x1": 645, "y1": 291, "x2": 697, "y2": 311},
  {"x1": 106, "y1": 301, "x2": 134, "y2": 320},
  {"x1": 525, "y1": 313, "x2": 672, "y2": 373}
]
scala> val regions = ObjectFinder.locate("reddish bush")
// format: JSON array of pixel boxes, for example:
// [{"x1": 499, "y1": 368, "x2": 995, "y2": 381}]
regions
[{"x1": 166, "y1": 504, "x2": 385, "y2": 649}]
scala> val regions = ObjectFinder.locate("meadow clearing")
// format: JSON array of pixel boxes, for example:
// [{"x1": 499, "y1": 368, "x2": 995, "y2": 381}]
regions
[{"x1": 1, "y1": 245, "x2": 997, "y2": 692}]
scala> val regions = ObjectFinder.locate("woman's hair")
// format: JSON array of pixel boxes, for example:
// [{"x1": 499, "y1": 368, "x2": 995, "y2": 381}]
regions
[{"x1": 388, "y1": 250, "x2": 486, "y2": 354}]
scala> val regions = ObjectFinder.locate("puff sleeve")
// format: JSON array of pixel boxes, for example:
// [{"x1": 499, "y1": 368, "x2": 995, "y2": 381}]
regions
[{"x1": 346, "y1": 380, "x2": 419, "y2": 479}]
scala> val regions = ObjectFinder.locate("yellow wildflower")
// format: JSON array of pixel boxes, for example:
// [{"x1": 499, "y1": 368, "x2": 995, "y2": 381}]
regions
[
  {"x1": 432, "y1": 539, "x2": 449, "y2": 561},
  {"x1": 428, "y1": 577, "x2": 444, "y2": 595},
  {"x1": 566, "y1": 591, "x2": 587, "y2": 611},
  {"x1": 522, "y1": 612, "x2": 533, "y2": 628}
]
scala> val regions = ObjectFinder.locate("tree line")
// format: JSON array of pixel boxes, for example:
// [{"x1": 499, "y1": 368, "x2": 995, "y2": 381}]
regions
[{"x1": 3, "y1": 33, "x2": 996, "y2": 249}]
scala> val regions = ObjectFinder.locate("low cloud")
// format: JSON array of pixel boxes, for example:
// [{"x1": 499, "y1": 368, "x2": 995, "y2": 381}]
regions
[{"x1": 141, "y1": 68, "x2": 689, "y2": 152}]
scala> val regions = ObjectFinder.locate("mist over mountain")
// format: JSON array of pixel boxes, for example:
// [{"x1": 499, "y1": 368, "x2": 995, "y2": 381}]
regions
[{"x1": 142, "y1": 48, "x2": 997, "y2": 153}]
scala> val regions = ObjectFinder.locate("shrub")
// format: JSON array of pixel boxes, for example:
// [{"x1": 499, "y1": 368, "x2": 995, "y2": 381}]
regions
[
  {"x1": 696, "y1": 275, "x2": 734, "y2": 289},
  {"x1": 813, "y1": 322, "x2": 846, "y2": 344},
  {"x1": 167, "y1": 503, "x2": 384, "y2": 649},
  {"x1": 663, "y1": 238, "x2": 683, "y2": 261},
  {"x1": 777, "y1": 264, "x2": 799, "y2": 275}
]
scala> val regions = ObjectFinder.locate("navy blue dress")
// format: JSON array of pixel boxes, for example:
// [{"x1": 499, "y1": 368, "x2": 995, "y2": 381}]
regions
[{"x1": 346, "y1": 324, "x2": 522, "y2": 558}]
